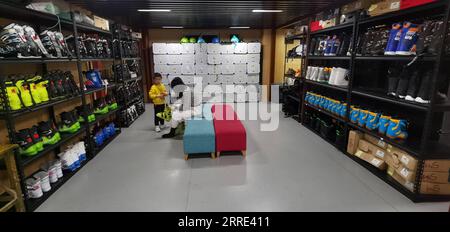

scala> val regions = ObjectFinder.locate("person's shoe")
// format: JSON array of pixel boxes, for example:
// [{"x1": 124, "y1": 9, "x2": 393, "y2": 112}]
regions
[
  {"x1": 16, "y1": 129, "x2": 38, "y2": 156},
  {"x1": 387, "y1": 118, "x2": 408, "y2": 140},
  {"x1": 396, "y1": 22, "x2": 418, "y2": 56},
  {"x1": 162, "y1": 128, "x2": 176, "y2": 138},
  {"x1": 155, "y1": 126, "x2": 161, "y2": 133},
  {"x1": 385, "y1": 23, "x2": 402, "y2": 55},
  {"x1": 365, "y1": 111, "x2": 380, "y2": 130},
  {"x1": 38, "y1": 120, "x2": 61, "y2": 145},
  {"x1": 377, "y1": 115, "x2": 391, "y2": 135}
]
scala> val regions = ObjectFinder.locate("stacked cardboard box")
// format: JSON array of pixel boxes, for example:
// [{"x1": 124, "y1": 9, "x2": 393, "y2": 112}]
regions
[
  {"x1": 420, "y1": 160, "x2": 450, "y2": 195},
  {"x1": 348, "y1": 131, "x2": 388, "y2": 170}
]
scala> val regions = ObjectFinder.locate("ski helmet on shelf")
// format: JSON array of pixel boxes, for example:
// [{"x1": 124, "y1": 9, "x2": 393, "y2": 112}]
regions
[
  {"x1": 197, "y1": 37, "x2": 206, "y2": 43},
  {"x1": 189, "y1": 37, "x2": 197, "y2": 43},
  {"x1": 231, "y1": 35, "x2": 240, "y2": 43},
  {"x1": 211, "y1": 37, "x2": 220, "y2": 43},
  {"x1": 180, "y1": 37, "x2": 189, "y2": 43}
]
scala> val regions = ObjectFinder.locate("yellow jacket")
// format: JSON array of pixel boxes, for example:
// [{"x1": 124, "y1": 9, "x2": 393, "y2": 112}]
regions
[{"x1": 149, "y1": 83, "x2": 167, "y2": 105}]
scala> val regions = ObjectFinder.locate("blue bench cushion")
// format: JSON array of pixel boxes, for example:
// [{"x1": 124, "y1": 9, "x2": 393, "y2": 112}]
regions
[{"x1": 183, "y1": 119, "x2": 215, "y2": 154}]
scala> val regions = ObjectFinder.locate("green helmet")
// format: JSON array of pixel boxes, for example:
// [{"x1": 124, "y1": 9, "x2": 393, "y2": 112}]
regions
[
  {"x1": 189, "y1": 37, "x2": 197, "y2": 43},
  {"x1": 180, "y1": 37, "x2": 189, "y2": 43}
]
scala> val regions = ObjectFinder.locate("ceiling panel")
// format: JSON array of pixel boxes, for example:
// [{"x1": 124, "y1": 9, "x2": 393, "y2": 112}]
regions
[{"x1": 67, "y1": 0, "x2": 348, "y2": 29}]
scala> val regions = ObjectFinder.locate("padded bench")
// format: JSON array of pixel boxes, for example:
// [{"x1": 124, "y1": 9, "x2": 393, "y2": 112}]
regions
[
  {"x1": 183, "y1": 119, "x2": 216, "y2": 160},
  {"x1": 211, "y1": 104, "x2": 247, "y2": 158}
]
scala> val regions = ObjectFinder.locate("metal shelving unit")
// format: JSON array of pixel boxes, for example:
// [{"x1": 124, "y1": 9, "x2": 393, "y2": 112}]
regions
[
  {"x1": 0, "y1": 2, "x2": 122, "y2": 211},
  {"x1": 297, "y1": 0, "x2": 450, "y2": 202}
]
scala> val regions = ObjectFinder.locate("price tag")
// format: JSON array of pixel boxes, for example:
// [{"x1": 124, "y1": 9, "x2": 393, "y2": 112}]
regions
[
  {"x1": 390, "y1": 1, "x2": 400, "y2": 9},
  {"x1": 400, "y1": 156, "x2": 410, "y2": 165},
  {"x1": 371, "y1": 159, "x2": 381, "y2": 167},
  {"x1": 400, "y1": 168, "x2": 410, "y2": 178},
  {"x1": 377, "y1": 140, "x2": 386, "y2": 147},
  {"x1": 375, "y1": 150, "x2": 385, "y2": 159}
]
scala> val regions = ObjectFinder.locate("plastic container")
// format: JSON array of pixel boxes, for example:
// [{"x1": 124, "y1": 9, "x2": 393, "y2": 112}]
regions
[
  {"x1": 41, "y1": 163, "x2": 58, "y2": 184},
  {"x1": 33, "y1": 171, "x2": 51, "y2": 192},
  {"x1": 25, "y1": 178, "x2": 43, "y2": 199}
]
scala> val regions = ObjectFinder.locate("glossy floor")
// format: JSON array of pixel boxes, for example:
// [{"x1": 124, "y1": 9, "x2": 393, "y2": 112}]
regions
[{"x1": 37, "y1": 103, "x2": 449, "y2": 211}]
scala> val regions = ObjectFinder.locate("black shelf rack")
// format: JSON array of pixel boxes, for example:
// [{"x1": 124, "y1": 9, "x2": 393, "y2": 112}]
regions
[
  {"x1": 294, "y1": 1, "x2": 450, "y2": 202},
  {"x1": 0, "y1": 2, "x2": 124, "y2": 211}
]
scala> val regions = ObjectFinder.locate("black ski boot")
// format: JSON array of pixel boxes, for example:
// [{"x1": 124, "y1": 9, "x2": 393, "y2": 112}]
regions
[{"x1": 162, "y1": 128, "x2": 176, "y2": 138}]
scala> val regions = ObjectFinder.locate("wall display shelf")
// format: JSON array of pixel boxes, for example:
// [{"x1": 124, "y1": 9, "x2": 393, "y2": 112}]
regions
[
  {"x1": 0, "y1": 2, "x2": 127, "y2": 211},
  {"x1": 292, "y1": 0, "x2": 450, "y2": 202}
]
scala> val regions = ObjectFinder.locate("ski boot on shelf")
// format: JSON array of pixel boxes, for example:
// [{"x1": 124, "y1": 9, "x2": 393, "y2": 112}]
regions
[
  {"x1": 59, "y1": 111, "x2": 81, "y2": 133},
  {"x1": 365, "y1": 110, "x2": 381, "y2": 131},
  {"x1": 0, "y1": 23, "x2": 34, "y2": 58},
  {"x1": 350, "y1": 106, "x2": 360, "y2": 124},
  {"x1": 54, "y1": 31, "x2": 71, "y2": 58},
  {"x1": 4, "y1": 77, "x2": 22, "y2": 110},
  {"x1": 386, "y1": 118, "x2": 408, "y2": 140},
  {"x1": 357, "y1": 109, "x2": 369, "y2": 127},
  {"x1": 384, "y1": 22, "x2": 402, "y2": 55},
  {"x1": 94, "y1": 98, "x2": 109, "y2": 115},
  {"x1": 339, "y1": 103, "x2": 348, "y2": 118},
  {"x1": 396, "y1": 22, "x2": 418, "y2": 56},
  {"x1": 38, "y1": 120, "x2": 61, "y2": 145},
  {"x1": 106, "y1": 95, "x2": 118, "y2": 110},
  {"x1": 386, "y1": 65, "x2": 402, "y2": 97},
  {"x1": 377, "y1": 114, "x2": 391, "y2": 135},
  {"x1": 40, "y1": 30, "x2": 60, "y2": 58},
  {"x1": 23, "y1": 25, "x2": 49, "y2": 58},
  {"x1": 15, "y1": 77, "x2": 34, "y2": 107},
  {"x1": 16, "y1": 129, "x2": 38, "y2": 156},
  {"x1": 63, "y1": 71, "x2": 80, "y2": 96},
  {"x1": 29, "y1": 126, "x2": 44, "y2": 152},
  {"x1": 30, "y1": 75, "x2": 50, "y2": 103},
  {"x1": 27, "y1": 75, "x2": 42, "y2": 104}
]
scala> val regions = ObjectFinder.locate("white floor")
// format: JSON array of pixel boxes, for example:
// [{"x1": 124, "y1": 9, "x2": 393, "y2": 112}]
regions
[{"x1": 37, "y1": 103, "x2": 449, "y2": 211}]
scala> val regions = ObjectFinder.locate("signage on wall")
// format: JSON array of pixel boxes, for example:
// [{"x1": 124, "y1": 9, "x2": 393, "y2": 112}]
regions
[{"x1": 132, "y1": 32, "x2": 142, "y2": 39}]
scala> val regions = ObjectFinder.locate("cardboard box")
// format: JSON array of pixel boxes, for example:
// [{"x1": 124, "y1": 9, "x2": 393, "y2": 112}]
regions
[
  {"x1": 368, "y1": 0, "x2": 401, "y2": 16},
  {"x1": 341, "y1": 0, "x2": 374, "y2": 14},
  {"x1": 422, "y1": 171, "x2": 450, "y2": 184},
  {"x1": 364, "y1": 133, "x2": 387, "y2": 149},
  {"x1": 385, "y1": 153, "x2": 416, "y2": 182},
  {"x1": 387, "y1": 145, "x2": 418, "y2": 170},
  {"x1": 387, "y1": 166, "x2": 414, "y2": 192},
  {"x1": 347, "y1": 130, "x2": 363, "y2": 155},
  {"x1": 400, "y1": 0, "x2": 436, "y2": 10},
  {"x1": 423, "y1": 160, "x2": 450, "y2": 172},
  {"x1": 355, "y1": 150, "x2": 387, "y2": 170},
  {"x1": 358, "y1": 139, "x2": 388, "y2": 160},
  {"x1": 420, "y1": 182, "x2": 450, "y2": 195},
  {"x1": 94, "y1": 15, "x2": 110, "y2": 31}
]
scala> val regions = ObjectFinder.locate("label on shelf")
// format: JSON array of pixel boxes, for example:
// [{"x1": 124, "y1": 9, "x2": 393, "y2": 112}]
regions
[
  {"x1": 375, "y1": 150, "x2": 385, "y2": 159},
  {"x1": 400, "y1": 155, "x2": 410, "y2": 166},
  {"x1": 371, "y1": 158, "x2": 382, "y2": 167},
  {"x1": 400, "y1": 168, "x2": 410, "y2": 178}
]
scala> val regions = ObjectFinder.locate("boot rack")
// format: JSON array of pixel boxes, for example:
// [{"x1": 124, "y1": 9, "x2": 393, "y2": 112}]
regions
[
  {"x1": 0, "y1": 2, "x2": 143, "y2": 211},
  {"x1": 283, "y1": 0, "x2": 450, "y2": 202}
]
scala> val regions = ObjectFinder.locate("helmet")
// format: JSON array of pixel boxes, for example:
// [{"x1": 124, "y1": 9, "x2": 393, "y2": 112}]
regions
[
  {"x1": 197, "y1": 37, "x2": 206, "y2": 43},
  {"x1": 180, "y1": 37, "x2": 189, "y2": 43},
  {"x1": 189, "y1": 37, "x2": 197, "y2": 43},
  {"x1": 230, "y1": 35, "x2": 240, "y2": 43},
  {"x1": 211, "y1": 37, "x2": 220, "y2": 43}
]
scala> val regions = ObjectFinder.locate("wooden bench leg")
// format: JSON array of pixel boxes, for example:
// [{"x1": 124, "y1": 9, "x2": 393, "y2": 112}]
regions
[
  {"x1": 242, "y1": 150, "x2": 246, "y2": 157},
  {"x1": 211, "y1": 152, "x2": 215, "y2": 159},
  {"x1": 184, "y1": 154, "x2": 189, "y2": 160}
]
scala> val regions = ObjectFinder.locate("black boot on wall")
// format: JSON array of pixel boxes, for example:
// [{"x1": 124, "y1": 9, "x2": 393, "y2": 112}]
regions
[
  {"x1": 415, "y1": 69, "x2": 433, "y2": 104},
  {"x1": 396, "y1": 67, "x2": 411, "y2": 99},
  {"x1": 387, "y1": 66, "x2": 402, "y2": 97}
]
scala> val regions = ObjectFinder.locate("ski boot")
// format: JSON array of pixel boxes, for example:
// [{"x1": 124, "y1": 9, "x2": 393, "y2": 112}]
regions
[
  {"x1": 27, "y1": 75, "x2": 42, "y2": 104},
  {"x1": 29, "y1": 126, "x2": 44, "y2": 152},
  {"x1": 365, "y1": 111, "x2": 381, "y2": 130},
  {"x1": 94, "y1": 98, "x2": 109, "y2": 115},
  {"x1": 15, "y1": 77, "x2": 34, "y2": 107},
  {"x1": 106, "y1": 95, "x2": 118, "y2": 110},
  {"x1": 0, "y1": 23, "x2": 33, "y2": 58},
  {"x1": 38, "y1": 120, "x2": 61, "y2": 145},
  {"x1": 350, "y1": 106, "x2": 360, "y2": 124},
  {"x1": 23, "y1": 25, "x2": 49, "y2": 57},
  {"x1": 357, "y1": 109, "x2": 369, "y2": 127},
  {"x1": 386, "y1": 118, "x2": 408, "y2": 140},
  {"x1": 59, "y1": 111, "x2": 81, "y2": 133},
  {"x1": 385, "y1": 22, "x2": 402, "y2": 55},
  {"x1": 15, "y1": 129, "x2": 38, "y2": 156},
  {"x1": 64, "y1": 71, "x2": 80, "y2": 96},
  {"x1": 4, "y1": 78, "x2": 22, "y2": 110},
  {"x1": 377, "y1": 115, "x2": 391, "y2": 135},
  {"x1": 35, "y1": 77, "x2": 50, "y2": 102}
]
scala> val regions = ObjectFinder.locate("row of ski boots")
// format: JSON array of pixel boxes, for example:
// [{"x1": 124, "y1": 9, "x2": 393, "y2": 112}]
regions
[
  {"x1": 113, "y1": 39, "x2": 139, "y2": 58},
  {"x1": 66, "y1": 34, "x2": 112, "y2": 59},
  {"x1": 93, "y1": 95, "x2": 119, "y2": 116},
  {"x1": 350, "y1": 107, "x2": 408, "y2": 140},
  {"x1": 305, "y1": 92, "x2": 348, "y2": 118},
  {"x1": 118, "y1": 102, "x2": 143, "y2": 127},
  {"x1": 15, "y1": 120, "x2": 61, "y2": 156},
  {"x1": 84, "y1": 69, "x2": 106, "y2": 89},
  {"x1": 386, "y1": 64, "x2": 441, "y2": 104},
  {"x1": 309, "y1": 32, "x2": 352, "y2": 57},
  {"x1": 58, "y1": 141, "x2": 87, "y2": 172},
  {"x1": 305, "y1": 66, "x2": 349, "y2": 86},
  {"x1": 0, "y1": 23, "x2": 71, "y2": 58},
  {"x1": 92, "y1": 122, "x2": 117, "y2": 147},
  {"x1": 116, "y1": 81, "x2": 143, "y2": 105},
  {"x1": 114, "y1": 63, "x2": 132, "y2": 82},
  {"x1": 25, "y1": 159, "x2": 64, "y2": 199}
]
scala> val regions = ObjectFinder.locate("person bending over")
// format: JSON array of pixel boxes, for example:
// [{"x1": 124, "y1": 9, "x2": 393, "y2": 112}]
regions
[{"x1": 162, "y1": 77, "x2": 202, "y2": 138}]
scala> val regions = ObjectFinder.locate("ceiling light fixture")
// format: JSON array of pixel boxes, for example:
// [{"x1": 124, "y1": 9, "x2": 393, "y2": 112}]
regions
[
  {"x1": 162, "y1": 26, "x2": 184, "y2": 29},
  {"x1": 252, "y1": 9, "x2": 283, "y2": 13},
  {"x1": 229, "y1": 26, "x2": 250, "y2": 29},
  {"x1": 138, "y1": 9, "x2": 171, "y2": 12}
]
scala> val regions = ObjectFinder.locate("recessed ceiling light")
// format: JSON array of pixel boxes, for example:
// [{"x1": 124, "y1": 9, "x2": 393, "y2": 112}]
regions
[
  {"x1": 138, "y1": 9, "x2": 171, "y2": 12},
  {"x1": 252, "y1": 9, "x2": 283, "y2": 13},
  {"x1": 162, "y1": 26, "x2": 184, "y2": 29},
  {"x1": 230, "y1": 26, "x2": 250, "y2": 29}
]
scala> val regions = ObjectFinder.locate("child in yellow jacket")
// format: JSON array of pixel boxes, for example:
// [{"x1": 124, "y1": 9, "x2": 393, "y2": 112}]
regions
[{"x1": 149, "y1": 73, "x2": 168, "y2": 132}]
